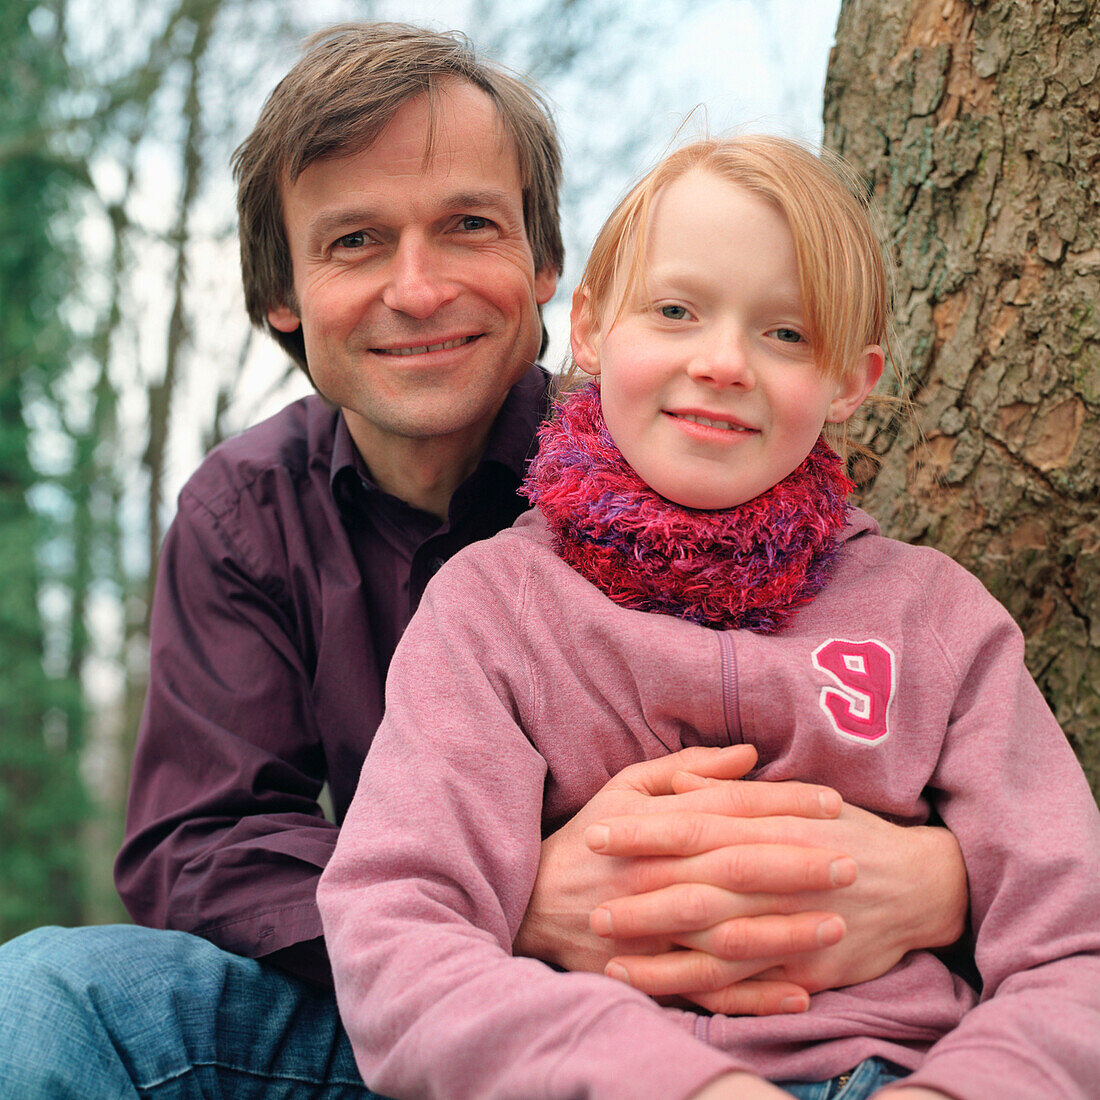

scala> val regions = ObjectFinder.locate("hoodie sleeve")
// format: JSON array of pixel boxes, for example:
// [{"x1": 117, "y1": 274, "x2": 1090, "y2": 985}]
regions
[
  {"x1": 891, "y1": 555, "x2": 1100, "y2": 1100},
  {"x1": 317, "y1": 534, "x2": 741, "y2": 1100}
]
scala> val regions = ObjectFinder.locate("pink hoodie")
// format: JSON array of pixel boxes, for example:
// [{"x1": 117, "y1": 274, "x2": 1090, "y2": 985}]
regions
[{"x1": 319, "y1": 507, "x2": 1100, "y2": 1100}]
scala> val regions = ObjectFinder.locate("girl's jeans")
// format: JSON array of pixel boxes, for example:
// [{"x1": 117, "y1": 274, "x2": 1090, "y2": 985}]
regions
[
  {"x1": 0, "y1": 924, "x2": 909, "y2": 1099},
  {"x1": 779, "y1": 1057, "x2": 909, "y2": 1099}
]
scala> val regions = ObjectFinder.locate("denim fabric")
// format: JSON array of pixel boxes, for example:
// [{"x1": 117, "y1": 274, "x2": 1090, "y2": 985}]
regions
[
  {"x1": 0, "y1": 926, "x2": 910, "y2": 1099},
  {"x1": 778, "y1": 1056, "x2": 909, "y2": 1099},
  {"x1": 0, "y1": 925, "x2": 387, "y2": 1099}
]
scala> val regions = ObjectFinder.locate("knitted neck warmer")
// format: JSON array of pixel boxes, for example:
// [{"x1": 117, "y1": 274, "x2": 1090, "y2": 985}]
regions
[{"x1": 522, "y1": 383, "x2": 854, "y2": 633}]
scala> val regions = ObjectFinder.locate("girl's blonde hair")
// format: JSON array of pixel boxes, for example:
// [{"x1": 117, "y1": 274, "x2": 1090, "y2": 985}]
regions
[{"x1": 572, "y1": 135, "x2": 901, "y2": 453}]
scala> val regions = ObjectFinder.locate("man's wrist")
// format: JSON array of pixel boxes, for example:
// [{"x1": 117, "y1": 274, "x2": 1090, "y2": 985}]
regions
[
  {"x1": 513, "y1": 834, "x2": 596, "y2": 970},
  {"x1": 909, "y1": 826, "x2": 968, "y2": 951},
  {"x1": 513, "y1": 903, "x2": 556, "y2": 963}
]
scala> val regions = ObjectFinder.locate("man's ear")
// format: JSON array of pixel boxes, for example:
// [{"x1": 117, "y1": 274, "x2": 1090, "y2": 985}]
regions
[
  {"x1": 826, "y1": 344, "x2": 885, "y2": 423},
  {"x1": 570, "y1": 286, "x2": 601, "y2": 377},
  {"x1": 534, "y1": 265, "x2": 558, "y2": 307},
  {"x1": 267, "y1": 304, "x2": 301, "y2": 333}
]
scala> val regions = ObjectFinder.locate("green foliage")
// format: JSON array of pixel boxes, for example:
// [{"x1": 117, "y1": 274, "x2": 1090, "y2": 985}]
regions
[{"x1": 0, "y1": 0, "x2": 90, "y2": 940}]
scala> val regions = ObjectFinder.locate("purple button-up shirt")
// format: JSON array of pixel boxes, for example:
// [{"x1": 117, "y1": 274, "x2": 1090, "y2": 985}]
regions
[{"x1": 115, "y1": 366, "x2": 551, "y2": 985}]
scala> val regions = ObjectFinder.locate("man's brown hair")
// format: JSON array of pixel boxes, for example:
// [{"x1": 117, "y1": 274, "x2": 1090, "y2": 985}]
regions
[{"x1": 232, "y1": 22, "x2": 564, "y2": 372}]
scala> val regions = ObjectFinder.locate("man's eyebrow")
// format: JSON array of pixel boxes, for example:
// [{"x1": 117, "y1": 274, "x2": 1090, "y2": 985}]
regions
[
  {"x1": 443, "y1": 189, "x2": 515, "y2": 211},
  {"x1": 304, "y1": 190, "x2": 520, "y2": 250},
  {"x1": 305, "y1": 208, "x2": 375, "y2": 249}
]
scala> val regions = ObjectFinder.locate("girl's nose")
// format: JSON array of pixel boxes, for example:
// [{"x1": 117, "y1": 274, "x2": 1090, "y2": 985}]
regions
[{"x1": 686, "y1": 332, "x2": 756, "y2": 389}]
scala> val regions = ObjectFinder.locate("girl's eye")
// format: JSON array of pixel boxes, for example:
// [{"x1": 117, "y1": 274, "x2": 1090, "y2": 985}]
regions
[
  {"x1": 773, "y1": 327, "x2": 804, "y2": 344},
  {"x1": 659, "y1": 304, "x2": 689, "y2": 320}
]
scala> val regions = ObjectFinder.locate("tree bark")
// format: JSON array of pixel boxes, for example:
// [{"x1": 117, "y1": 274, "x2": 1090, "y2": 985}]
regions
[{"x1": 824, "y1": 0, "x2": 1100, "y2": 797}]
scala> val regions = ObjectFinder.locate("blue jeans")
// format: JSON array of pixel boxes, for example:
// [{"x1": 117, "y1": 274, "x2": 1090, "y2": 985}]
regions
[
  {"x1": 778, "y1": 1056, "x2": 909, "y2": 1099},
  {"x1": 0, "y1": 925, "x2": 386, "y2": 1099},
  {"x1": 0, "y1": 926, "x2": 909, "y2": 1100}
]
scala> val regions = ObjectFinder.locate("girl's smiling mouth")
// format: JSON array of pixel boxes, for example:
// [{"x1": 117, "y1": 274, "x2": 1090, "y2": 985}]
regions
[{"x1": 665, "y1": 410, "x2": 756, "y2": 433}]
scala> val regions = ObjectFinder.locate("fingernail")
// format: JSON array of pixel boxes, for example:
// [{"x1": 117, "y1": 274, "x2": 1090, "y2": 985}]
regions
[
  {"x1": 816, "y1": 916, "x2": 845, "y2": 946},
  {"x1": 591, "y1": 907, "x2": 613, "y2": 936},
  {"x1": 829, "y1": 857, "x2": 857, "y2": 886},
  {"x1": 605, "y1": 962, "x2": 630, "y2": 984},
  {"x1": 818, "y1": 789, "x2": 842, "y2": 815},
  {"x1": 585, "y1": 824, "x2": 611, "y2": 851},
  {"x1": 781, "y1": 994, "x2": 809, "y2": 1013}
]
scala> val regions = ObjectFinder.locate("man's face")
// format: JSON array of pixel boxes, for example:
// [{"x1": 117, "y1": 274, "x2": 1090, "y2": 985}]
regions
[{"x1": 268, "y1": 81, "x2": 558, "y2": 466}]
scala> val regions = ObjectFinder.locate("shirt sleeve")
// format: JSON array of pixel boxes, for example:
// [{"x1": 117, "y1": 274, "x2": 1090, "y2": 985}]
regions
[
  {"x1": 115, "y1": 484, "x2": 337, "y2": 985},
  {"x1": 318, "y1": 540, "x2": 742, "y2": 1100},
  {"x1": 895, "y1": 560, "x2": 1100, "y2": 1099}
]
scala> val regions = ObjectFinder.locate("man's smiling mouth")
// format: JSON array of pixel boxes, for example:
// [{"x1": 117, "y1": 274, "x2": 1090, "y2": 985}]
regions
[{"x1": 376, "y1": 336, "x2": 478, "y2": 356}]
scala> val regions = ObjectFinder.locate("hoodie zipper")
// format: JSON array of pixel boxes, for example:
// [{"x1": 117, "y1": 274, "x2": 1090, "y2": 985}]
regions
[{"x1": 717, "y1": 631, "x2": 742, "y2": 744}]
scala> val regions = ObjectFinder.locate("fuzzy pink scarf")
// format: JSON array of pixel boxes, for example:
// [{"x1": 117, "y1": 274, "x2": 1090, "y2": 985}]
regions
[{"x1": 522, "y1": 384, "x2": 854, "y2": 632}]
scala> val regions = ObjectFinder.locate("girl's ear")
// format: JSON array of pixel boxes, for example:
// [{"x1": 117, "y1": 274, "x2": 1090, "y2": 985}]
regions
[
  {"x1": 570, "y1": 286, "x2": 602, "y2": 376},
  {"x1": 826, "y1": 344, "x2": 885, "y2": 423}
]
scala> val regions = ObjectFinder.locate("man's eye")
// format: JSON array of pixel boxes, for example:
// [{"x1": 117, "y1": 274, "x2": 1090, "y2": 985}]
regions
[
  {"x1": 659, "y1": 304, "x2": 689, "y2": 320},
  {"x1": 460, "y1": 215, "x2": 490, "y2": 231},
  {"x1": 773, "y1": 327, "x2": 804, "y2": 343},
  {"x1": 335, "y1": 232, "x2": 367, "y2": 249}
]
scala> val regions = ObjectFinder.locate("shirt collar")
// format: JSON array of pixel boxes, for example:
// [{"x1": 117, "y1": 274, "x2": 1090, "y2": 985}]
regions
[
  {"x1": 480, "y1": 363, "x2": 553, "y2": 479},
  {"x1": 329, "y1": 364, "x2": 552, "y2": 520},
  {"x1": 330, "y1": 411, "x2": 371, "y2": 520}
]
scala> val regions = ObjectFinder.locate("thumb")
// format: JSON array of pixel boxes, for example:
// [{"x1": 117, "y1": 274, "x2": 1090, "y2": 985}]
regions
[
  {"x1": 611, "y1": 744, "x2": 758, "y2": 796},
  {"x1": 670, "y1": 771, "x2": 715, "y2": 793}
]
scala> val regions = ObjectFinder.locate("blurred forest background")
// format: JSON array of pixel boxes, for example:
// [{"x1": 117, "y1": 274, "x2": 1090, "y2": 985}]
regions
[
  {"x1": 2, "y1": 0, "x2": 1097, "y2": 944},
  {"x1": 0, "y1": 0, "x2": 839, "y2": 940}
]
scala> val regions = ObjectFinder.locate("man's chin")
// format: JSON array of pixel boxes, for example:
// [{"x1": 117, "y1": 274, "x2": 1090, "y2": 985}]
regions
[{"x1": 342, "y1": 394, "x2": 503, "y2": 448}]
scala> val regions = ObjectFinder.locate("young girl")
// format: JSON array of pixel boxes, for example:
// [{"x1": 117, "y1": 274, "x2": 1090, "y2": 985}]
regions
[{"x1": 318, "y1": 137, "x2": 1100, "y2": 1100}]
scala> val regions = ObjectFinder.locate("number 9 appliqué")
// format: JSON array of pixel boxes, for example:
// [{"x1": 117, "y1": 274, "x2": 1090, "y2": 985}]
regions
[{"x1": 811, "y1": 639, "x2": 895, "y2": 744}]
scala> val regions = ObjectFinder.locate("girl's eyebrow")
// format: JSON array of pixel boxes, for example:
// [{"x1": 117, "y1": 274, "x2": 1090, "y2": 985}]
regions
[{"x1": 647, "y1": 264, "x2": 805, "y2": 309}]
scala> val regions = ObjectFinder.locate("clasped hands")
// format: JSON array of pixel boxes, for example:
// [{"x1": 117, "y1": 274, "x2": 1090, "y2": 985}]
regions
[{"x1": 514, "y1": 743, "x2": 966, "y2": 1018}]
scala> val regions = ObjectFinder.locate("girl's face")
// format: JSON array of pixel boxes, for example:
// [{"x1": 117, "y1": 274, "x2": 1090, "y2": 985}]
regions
[{"x1": 571, "y1": 170, "x2": 882, "y2": 510}]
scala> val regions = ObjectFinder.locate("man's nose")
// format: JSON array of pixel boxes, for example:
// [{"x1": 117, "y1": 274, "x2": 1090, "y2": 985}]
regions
[
  {"x1": 381, "y1": 237, "x2": 458, "y2": 319},
  {"x1": 686, "y1": 330, "x2": 756, "y2": 389}
]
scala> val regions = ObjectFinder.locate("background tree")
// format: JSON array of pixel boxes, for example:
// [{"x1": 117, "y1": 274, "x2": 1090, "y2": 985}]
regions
[
  {"x1": 824, "y1": 0, "x2": 1100, "y2": 798},
  {"x1": 0, "y1": 0, "x2": 89, "y2": 938}
]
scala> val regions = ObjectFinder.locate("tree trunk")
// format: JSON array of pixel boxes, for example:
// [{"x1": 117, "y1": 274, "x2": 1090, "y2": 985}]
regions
[
  {"x1": 142, "y1": 0, "x2": 219, "y2": 615},
  {"x1": 824, "y1": 0, "x2": 1100, "y2": 798}
]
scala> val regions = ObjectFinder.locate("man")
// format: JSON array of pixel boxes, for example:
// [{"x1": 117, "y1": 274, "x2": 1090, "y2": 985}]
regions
[{"x1": 0, "y1": 24, "x2": 967, "y2": 1097}]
